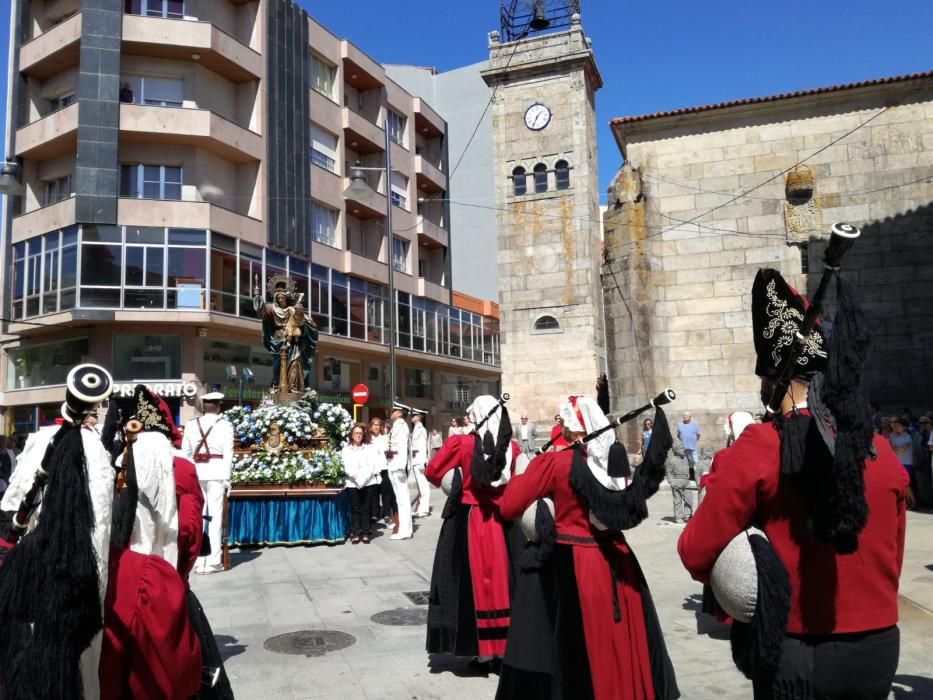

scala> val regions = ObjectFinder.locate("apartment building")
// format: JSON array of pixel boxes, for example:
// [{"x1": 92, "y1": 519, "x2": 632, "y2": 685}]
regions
[{"x1": 0, "y1": 0, "x2": 500, "y2": 432}]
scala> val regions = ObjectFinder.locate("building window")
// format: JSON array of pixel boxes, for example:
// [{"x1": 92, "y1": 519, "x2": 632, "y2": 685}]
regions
[
  {"x1": 310, "y1": 123, "x2": 339, "y2": 174},
  {"x1": 311, "y1": 54, "x2": 337, "y2": 100},
  {"x1": 124, "y1": 0, "x2": 184, "y2": 19},
  {"x1": 6, "y1": 338, "x2": 89, "y2": 390},
  {"x1": 555, "y1": 160, "x2": 570, "y2": 190},
  {"x1": 123, "y1": 227, "x2": 166, "y2": 309},
  {"x1": 43, "y1": 175, "x2": 72, "y2": 206},
  {"x1": 512, "y1": 166, "x2": 527, "y2": 196},
  {"x1": 390, "y1": 172, "x2": 408, "y2": 210},
  {"x1": 112, "y1": 335, "x2": 183, "y2": 381},
  {"x1": 532, "y1": 315, "x2": 561, "y2": 333},
  {"x1": 387, "y1": 109, "x2": 406, "y2": 147},
  {"x1": 209, "y1": 233, "x2": 237, "y2": 314},
  {"x1": 121, "y1": 75, "x2": 183, "y2": 107},
  {"x1": 404, "y1": 368, "x2": 432, "y2": 399},
  {"x1": 48, "y1": 93, "x2": 75, "y2": 114},
  {"x1": 311, "y1": 203, "x2": 339, "y2": 247},
  {"x1": 120, "y1": 164, "x2": 182, "y2": 200},
  {"x1": 533, "y1": 163, "x2": 548, "y2": 193},
  {"x1": 392, "y1": 238, "x2": 409, "y2": 274}
]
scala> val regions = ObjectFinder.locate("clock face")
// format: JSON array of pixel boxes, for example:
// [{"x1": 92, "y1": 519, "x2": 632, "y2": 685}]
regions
[{"x1": 524, "y1": 103, "x2": 551, "y2": 131}]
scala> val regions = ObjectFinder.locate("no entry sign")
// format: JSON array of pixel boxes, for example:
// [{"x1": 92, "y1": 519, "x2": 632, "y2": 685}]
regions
[{"x1": 351, "y1": 384, "x2": 370, "y2": 405}]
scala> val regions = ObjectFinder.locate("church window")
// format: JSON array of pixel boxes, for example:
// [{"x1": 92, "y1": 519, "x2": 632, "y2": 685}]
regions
[
  {"x1": 512, "y1": 166, "x2": 527, "y2": 196},
  {"x1": 533, "y1": 163, "x2": 548, "y2": 193},
  {"x1": 555, "y1": 160, "x2": 570, "y2": 190},
  {"x1": 532, "y1": 315, "x2": 561, "y2": 333}
]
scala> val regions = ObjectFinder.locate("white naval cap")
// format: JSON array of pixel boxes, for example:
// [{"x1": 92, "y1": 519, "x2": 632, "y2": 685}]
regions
[{"x1": 201, "y1": 391, "x2": 225, "y2": 402}]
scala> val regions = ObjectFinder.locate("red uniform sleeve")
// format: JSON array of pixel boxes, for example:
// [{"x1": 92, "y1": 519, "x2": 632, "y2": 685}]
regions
[
  {"x1": 677, "y1": 440, "x2": 763, "y2": 584},
  {"x1": 102, "y1": 548, "x2": 202, "y2": 700},
  {"x1": 176, "y1": 491, "x2": 204, "y2": 582},
  {"x1": 425, "y1": 435, "x2": 465, "y2": 486},
  {"x1": 500, "y1": 453, "x2": 557, "y2": 520}
]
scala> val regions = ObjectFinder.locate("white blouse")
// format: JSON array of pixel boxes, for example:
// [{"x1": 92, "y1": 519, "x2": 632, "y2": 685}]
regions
[{"x1": 341, "y1": 443, "x2": 379, "y2": 489}]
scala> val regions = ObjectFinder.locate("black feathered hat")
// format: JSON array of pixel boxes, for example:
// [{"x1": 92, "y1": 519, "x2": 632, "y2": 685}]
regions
[{"x1": 752, "y1": 269, "x2": 828, "y2": 380}]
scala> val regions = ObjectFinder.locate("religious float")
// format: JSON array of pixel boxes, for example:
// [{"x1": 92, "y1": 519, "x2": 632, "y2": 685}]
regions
[{"x1": 220, "y1": 275, "x2": 353, "y2": 565}]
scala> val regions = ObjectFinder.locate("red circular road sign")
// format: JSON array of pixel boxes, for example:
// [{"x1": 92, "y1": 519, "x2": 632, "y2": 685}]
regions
[{"x1": 351, "y1": 384, "x2": 370, "y2": 405}]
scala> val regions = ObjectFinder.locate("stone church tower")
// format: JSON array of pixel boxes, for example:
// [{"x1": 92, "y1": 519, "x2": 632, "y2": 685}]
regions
[{"x1": 482, "y1": 5, "x2": 605, "y2": 422}]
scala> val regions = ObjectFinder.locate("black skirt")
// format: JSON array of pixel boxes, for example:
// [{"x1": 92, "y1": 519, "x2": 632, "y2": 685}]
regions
[
  {"x1": 496, "y1": 544, "x2": 679, "y2": 700},
  {"x1": 426, "y1": 503, "x2": 524, "y2": 658}
]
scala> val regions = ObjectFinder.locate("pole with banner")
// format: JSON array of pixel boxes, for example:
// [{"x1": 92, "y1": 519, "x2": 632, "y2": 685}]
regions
[{"x1": 351, "y1": 383, "x2": 370, "y2": 422}]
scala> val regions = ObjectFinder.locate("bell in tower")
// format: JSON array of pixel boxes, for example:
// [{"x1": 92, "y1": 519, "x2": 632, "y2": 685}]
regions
[{"x1": 499, "y1": 0, "x2": 582, "y2": 41}]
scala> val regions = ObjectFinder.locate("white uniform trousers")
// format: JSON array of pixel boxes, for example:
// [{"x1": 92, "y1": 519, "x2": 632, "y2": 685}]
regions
[
  {"x1": 412, "y1": 463, "x2": 430, "y2": 516},
  {"x1": 389, "y1": 470, "x2": 413, "y2": 538},
  {"x1": 197, "y1": 479, "x2": 226, "y2": 569}
]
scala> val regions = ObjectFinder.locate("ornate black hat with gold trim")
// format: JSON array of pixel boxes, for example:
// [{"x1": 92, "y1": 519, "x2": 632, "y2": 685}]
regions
[{"x1": 752, "y1": 268, "x2": 827, "y2": 379}]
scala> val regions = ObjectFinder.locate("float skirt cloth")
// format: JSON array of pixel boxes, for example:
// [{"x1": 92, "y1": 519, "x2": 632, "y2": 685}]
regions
[{"x1": 227, "y1": 492, "x2": 350, "y2": 546}]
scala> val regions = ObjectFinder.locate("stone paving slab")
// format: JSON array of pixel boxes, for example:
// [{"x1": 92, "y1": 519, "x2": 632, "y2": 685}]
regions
[{"x1": 192, "y1": 488, "x2": 933, "y2": 699}]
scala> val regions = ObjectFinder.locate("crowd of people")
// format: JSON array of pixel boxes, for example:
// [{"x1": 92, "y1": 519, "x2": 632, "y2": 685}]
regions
[{"x1": 0, "y1": 261, "x2": 917, "y2": 700}]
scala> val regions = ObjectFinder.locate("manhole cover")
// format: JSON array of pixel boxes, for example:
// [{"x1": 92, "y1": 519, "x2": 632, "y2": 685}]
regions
[
  {"x1": 404, "y1": 590, "x2": 431, "y2": 606},
  {"x1": 262, "y1": 630, "x2": 356, "y2": 657},
  {"x1": 371, "y1": 608, "x2": 428, "y2": 626}
]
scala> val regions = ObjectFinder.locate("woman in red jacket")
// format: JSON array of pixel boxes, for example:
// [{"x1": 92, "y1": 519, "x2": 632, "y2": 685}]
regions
[
  {"x1": 496, "y1": 396, "x2": 679, "y2": 700},
  {"x1": 679, "y1": 268, "x2": 907, "y2": 700},
  {"x1": 424, "y1": 395, "x2": 522, "y2": 667}
]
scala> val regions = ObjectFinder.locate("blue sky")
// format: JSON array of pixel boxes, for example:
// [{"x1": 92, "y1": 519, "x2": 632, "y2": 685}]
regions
[{"x1": 1, "y1": 0, "x2": 931, "y2": 193}]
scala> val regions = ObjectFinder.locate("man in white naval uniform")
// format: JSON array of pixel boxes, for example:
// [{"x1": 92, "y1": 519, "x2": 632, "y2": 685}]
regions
[
  {"x1": 182, "y1": 391, "x2": 233, "y2": 573},
  {"x1": 410, "y1": 413, "x2": 430, "y2": 518},
  {"x1": 386, "y1": 405, "x2": 413, "y2": 540}
]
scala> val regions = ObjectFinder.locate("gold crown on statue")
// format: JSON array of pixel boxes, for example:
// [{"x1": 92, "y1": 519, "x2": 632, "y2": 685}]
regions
[{"x1": 266, "y1": 274, "x2": 298, "y2": 302}]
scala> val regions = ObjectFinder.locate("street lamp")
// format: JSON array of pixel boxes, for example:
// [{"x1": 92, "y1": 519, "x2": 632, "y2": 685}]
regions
[
  {"x1": 342, "y1": 123, "x2": 398, "y2": 407},
  {"x1": 0, "y1": 161, "x2": 23, "y2": 197}
]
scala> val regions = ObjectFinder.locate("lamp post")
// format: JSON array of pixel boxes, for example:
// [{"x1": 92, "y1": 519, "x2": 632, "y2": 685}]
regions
[{"x1": 342, "y1": 123, "x2": 398, "y2": 407}]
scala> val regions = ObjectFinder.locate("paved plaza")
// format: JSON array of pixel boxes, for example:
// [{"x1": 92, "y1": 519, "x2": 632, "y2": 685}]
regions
[{"x1": 193, "y1": 489, "x2": 933, "y2": 700}]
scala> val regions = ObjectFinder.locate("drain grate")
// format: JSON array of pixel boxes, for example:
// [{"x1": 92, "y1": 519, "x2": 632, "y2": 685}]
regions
[
  {"x1": 262, "y1": 630, "x2": 356, "y2": 657},
  {"x1": 404, "y1": 590, "x2": 431, "y2": 606},
  {"x1": 371, "y1": 608, "x2": 428, "y2": 626}
]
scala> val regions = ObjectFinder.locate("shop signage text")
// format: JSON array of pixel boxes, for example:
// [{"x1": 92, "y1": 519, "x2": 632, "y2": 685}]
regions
[{"x1": 112, "y1": 382, "x2": 199, "y2": 399}]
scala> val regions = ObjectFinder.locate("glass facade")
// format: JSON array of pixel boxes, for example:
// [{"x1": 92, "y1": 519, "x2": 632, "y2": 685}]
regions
[
  {"x1": 112, "y1": 335, "x2": 183, "y2": 381},
  {"x1": 10, "y1": 226, "x2": 501, "y2": 368},
  {"x1": 6, "y1": 337, "x2": 89, "y2": 390}
]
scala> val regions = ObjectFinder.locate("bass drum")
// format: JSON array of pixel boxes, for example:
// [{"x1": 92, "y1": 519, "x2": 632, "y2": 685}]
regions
[{"x1": 513, "y1": 452, "x2": 554, "y2": 542}]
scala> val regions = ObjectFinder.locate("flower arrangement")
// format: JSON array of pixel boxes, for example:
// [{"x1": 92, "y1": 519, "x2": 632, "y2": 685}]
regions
[
  {"x1": 312, "y1": 403, "x2": 354, "y2": 449},
  {"x1": 225, "y1": 402, "x2": 323, "y2": 448},
  {"x1": 231, "y1": 448, "x2": 346, "y2": 486},
  {"x1": 223, "y1": 396, "x2": 351, "y2": 486}
]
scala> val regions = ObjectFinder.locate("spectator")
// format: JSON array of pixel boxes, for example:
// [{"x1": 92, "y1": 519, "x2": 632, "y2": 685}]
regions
[
  {"x1": 447, "y1": 417, "x2": 462, "y2": 439},
  {"x1": 889, "y1": 417, "x2": 916, "y2": 509},
  {"x1": 677, "y1": 412, "x2": 701, "y2": 482},
  {"x1": 462, "y1": 415, "x2": 473, "y2": 433},
  {"x1": 639, "y1": 418, "x2": 653, "y2": 458},
  {"x1": 341, "y1": 422, "x2": 378, "y2": 544},
  {"x1": 596, "y1": 373, "x2": 610, "y2": 414},
  {"x1": 517, "y1": 413, "x2": 536, "y2": 455},
  {"x1": 429, "y1": 427, "x2": 443, "y2": 460},
  {"x1": 868, "y1": 400, "x2": 882, "y2": 435},
  {"x1": 119, "y1": 82, "x2": 134, "y2": 103},
  {"x1": 916, "y1": 416, "x2": 932, "y2": 506}
]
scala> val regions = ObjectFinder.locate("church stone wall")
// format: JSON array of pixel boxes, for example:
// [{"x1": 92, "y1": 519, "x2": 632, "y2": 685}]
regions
[{"x1": 605, "y1": 77, "x2": 933, "y2": 450}]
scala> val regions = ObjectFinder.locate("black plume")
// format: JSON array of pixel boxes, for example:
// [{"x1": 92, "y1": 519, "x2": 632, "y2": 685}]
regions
[
  {"x1": 110, "y1": 440, "x2": 139, "y2": 549},
  {"x1": 0, "y1": 425, "x2": 102, "y2": 700}
]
